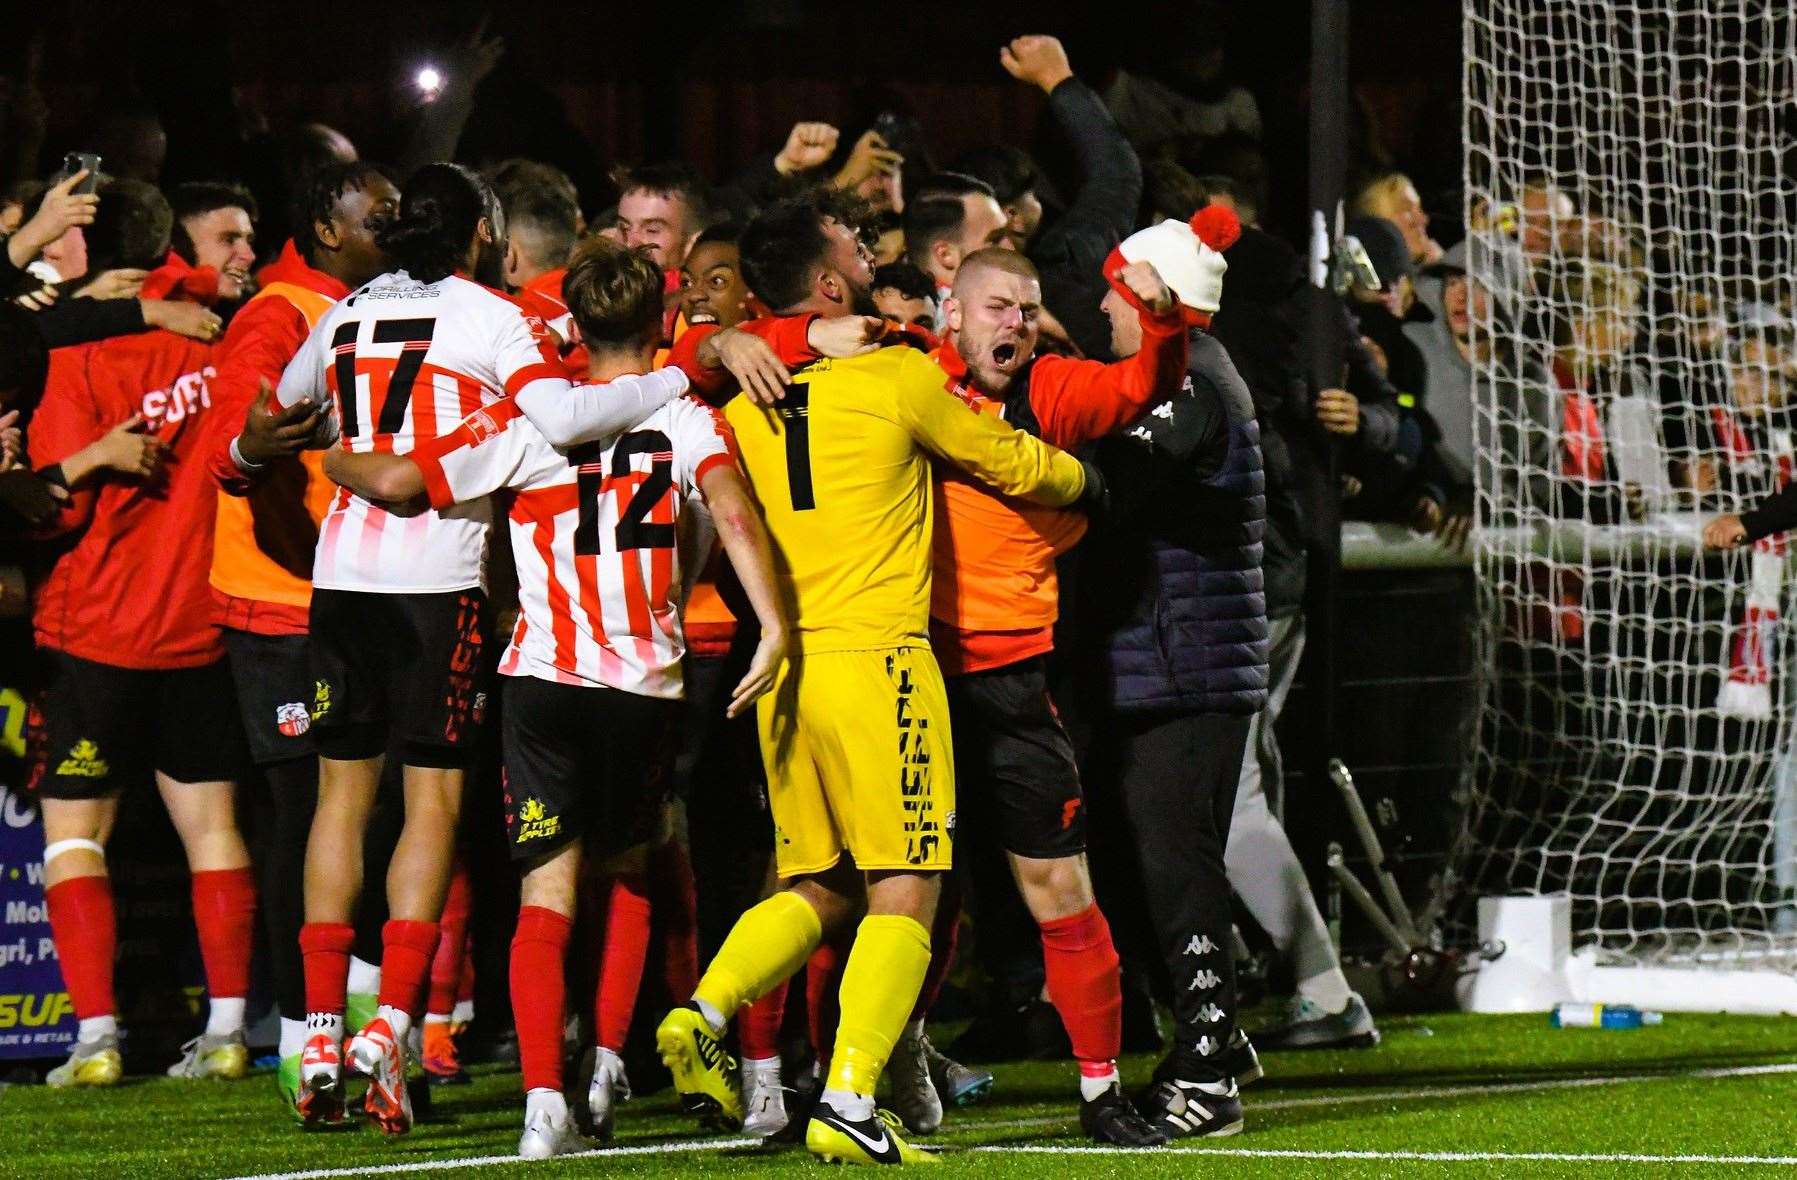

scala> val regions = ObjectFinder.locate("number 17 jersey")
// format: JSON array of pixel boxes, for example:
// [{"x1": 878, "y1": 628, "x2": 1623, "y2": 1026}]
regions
[
  {"x1": 410, "y1": 394, "x2": 738, "y2": 698},
  {"x1": 277, "y1": 270, "x2": 565, "y2": 593}
]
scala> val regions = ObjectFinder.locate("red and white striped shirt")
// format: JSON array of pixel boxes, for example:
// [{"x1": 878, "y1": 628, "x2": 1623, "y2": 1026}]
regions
[
  {"x1": 412, "y1": 394, "x2": 739, "y2": 698},
  {"x1": 276, "y1": 270, "x2": 564, "y2": 592}
]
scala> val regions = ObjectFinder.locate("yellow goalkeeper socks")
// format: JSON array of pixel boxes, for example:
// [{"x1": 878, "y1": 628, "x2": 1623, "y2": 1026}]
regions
[
  {"x1": 693, "y1": 890, "x2": 823, "y2": 1024},
  {"x1": 825, "y1": 913, "x2": 932, "y2": 1099}
]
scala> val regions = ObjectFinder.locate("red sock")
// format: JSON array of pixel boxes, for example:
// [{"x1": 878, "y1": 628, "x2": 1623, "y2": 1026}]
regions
[
  {"x1": 190, "y1": 867, "x2": 256, "y2": 1001},
  {"x1": 511, "y1": 906, "x2": 572, "y2": 1093},
  {"x1": 805, "y1": 940, "x2": 845, "y2": 1066},
  {"x1": 456, "y1": 935, "x2": 476, "y2": 1008},
  {"x1": 739, "y1": 980, "x2": 789, "y2": 1061},
  {"x1": 650, "y1": 840, "x2": 699, "y2": 1000},
  {"x1": 909, "y1": 885, "x2": 962, "y2": 1022},
  {"x1": 1040, "y1": 903, "x2": 1123, "y2": 1074},
  {"x1": 300, "y1": 922, "x2": 355, "y2": 1016},
  {"x1": 45, "y1": 876, "x2": 116, "y2": 1021},
  {"x1": 595, "y1": 873, "x2": 653, "y2": 1052},
  {"x1": 377, "y1": 919, "x2": 440, "y2": 1019},
  {"x1": 429, "y1": 862, "x2": 472, "y2": 1017}
]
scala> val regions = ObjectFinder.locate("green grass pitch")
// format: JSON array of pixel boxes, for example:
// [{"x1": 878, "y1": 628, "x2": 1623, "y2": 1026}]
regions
[{"x1": 4, "y1": 1012, "x2": 1797, "y2": 1179}]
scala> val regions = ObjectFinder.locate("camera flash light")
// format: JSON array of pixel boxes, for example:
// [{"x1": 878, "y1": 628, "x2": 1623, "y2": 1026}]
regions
[{"x1": 416, "y1": 66, "x2": 443, "y2": 95}]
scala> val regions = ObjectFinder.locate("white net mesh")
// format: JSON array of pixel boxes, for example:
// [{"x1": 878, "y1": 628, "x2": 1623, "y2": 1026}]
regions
[{"x1": 1449, "y1": 0, "x2": 1797, "y2": 969}]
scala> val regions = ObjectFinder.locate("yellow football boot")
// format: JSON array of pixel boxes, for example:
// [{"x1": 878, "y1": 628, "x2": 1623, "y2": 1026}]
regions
[
  {"x1": 807, "y1": 1103, "x2": 940, "y2": 1165},
  {"x1": 46, "y1": 1035, "x2": 123, "y2": 1088},
  {"x1": 655, "y1": 1004, "x2": 743, "y2": 1130},
  {"x1": 166, "y1": 1031, "x2": 249, "y2": 1080}
]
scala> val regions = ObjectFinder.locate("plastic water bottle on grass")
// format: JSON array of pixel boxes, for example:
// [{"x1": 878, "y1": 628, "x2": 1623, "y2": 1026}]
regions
[{"x1": 1550, "y1": 1003, "x2": 1663, "y2": 1029}]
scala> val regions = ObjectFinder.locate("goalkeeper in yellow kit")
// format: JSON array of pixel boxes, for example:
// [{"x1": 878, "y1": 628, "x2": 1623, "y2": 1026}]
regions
[{"x1": 655, "y1": 192, "x2": 1095, "y2": 1165}]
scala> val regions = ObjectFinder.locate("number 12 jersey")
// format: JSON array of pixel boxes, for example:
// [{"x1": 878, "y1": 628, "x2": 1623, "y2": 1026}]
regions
[{"x1": 411, "y1": 394, "x2": 738, "y2": 698}]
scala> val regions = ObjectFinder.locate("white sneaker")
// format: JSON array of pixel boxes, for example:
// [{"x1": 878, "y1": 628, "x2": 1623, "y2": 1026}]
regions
[
  {"x1": 345, "y1": 1017, "x2": 412, "y2": 1136},
  {"x1": 741, "y1": 1059, "x2": 789, "y2": 1138},
  {"x1": 297, "y1": 1030, "x2": 347, "y2": 1127},
  {"x1": 586, "y1": 1048, "x2": 632, "y2": 1141},
  {"x1": 519, "y1": 1097, "x2": 587, "y2": 1160},
  {"x1": 887, "y1": 1022, "x2": 943, "y2": 1135}
]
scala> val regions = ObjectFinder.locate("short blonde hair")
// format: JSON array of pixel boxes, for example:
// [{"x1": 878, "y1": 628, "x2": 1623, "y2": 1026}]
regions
[{"x1": 1353, "y1": 171, "x2": 1418, "y2": 219}]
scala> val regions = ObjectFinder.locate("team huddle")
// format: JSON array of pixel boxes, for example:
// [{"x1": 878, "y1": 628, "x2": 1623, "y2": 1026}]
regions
[{"x1": 25, "y1": 144, "x2": 1263, "y2": 1165}]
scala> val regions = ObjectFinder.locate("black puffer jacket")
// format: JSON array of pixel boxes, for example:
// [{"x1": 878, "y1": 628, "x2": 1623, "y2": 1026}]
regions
[{"x1": 1072, "y1": 331, "x2": 1269, "y2": 716}]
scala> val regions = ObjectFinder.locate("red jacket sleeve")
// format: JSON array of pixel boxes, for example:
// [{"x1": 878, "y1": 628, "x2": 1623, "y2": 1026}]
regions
[
  {"x1": 667, "y1": 315, "x2": 822, "y2": 402},
  {"x1": 672, "y1": 315, "x2": 934, "y2": 399},
  {"x1": 664, "y1": 322, "x2": 729, "y2": 402},
  {"x1": 27, "y1": 346, "x2": 106, "y2": 538},
  {"x1": 738, "y1": 315, "x2": 938, "y2": 367},
  {"x1": 1027, "y1": 308, "x2": 1189, "y2": 449},
  {"x1": 203, "y1": 295, "x2": 309, "y2": 497},
  {"x1": 739, "y1": 314, "x2": 821, "y2": 367}
]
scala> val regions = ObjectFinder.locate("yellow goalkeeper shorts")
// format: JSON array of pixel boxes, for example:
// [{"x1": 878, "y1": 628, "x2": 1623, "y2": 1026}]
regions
[{"x1": 756, "y1": 645, "x2": 955, "y2": 878}]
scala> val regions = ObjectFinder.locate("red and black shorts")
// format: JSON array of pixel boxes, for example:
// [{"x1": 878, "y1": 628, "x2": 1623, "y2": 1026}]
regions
[
  {"x1": 945, "y1": 655, "x2": 1086, "y2": 860},
  {"x1": 308, "y1": 588, "x2": 490, "y2": 768},
  {"x1": 28, "y1": 650, "x2": 250, "y2": 800},
  {"x1": 500, "y1": 674, "x2": 680, "y2": 864}
]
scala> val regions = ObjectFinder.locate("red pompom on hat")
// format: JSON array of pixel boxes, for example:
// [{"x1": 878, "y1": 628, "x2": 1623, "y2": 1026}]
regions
[{"x1": 1103, "y1": 203, "x2": 1241, "y2": 329}]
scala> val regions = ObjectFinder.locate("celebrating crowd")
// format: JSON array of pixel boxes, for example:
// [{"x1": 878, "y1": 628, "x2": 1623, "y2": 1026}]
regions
[{"x1": 4, "y1": 19, "x2": 1666, "y2": 1168}]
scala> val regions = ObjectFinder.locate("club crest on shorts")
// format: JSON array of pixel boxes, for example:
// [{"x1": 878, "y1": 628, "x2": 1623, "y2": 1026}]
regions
[
  {"x1": 275, "y1": 701, "x2": 311, "y2": 738},
  {"x1": 515, "y1": 796, "x2": 560, "y2": 843}
]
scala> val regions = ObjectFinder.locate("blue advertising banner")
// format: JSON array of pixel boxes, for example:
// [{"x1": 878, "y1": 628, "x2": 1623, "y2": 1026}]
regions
[{"x1": 0, "y1": 773, "x2": 77, "y2": 1058}]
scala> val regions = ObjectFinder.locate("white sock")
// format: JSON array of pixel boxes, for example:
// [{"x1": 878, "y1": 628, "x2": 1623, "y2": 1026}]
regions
[
  {"x1": 526, "y1": 1087, "x2": 567, "y2": 1121},
  {"x1": 78, "y1": 1014, "x2": 118, "y2": 1043},
  {"x1": 306, "y1": 1011, "x2": 345, "y2": 1043},
  {"x1": 451, "y1": 999, "x2": 475, "y2": 1025},
  {"x1": 279, "y1": 1017, "x2": 307, "y2": 1059},
  {"x1": 693, "y1": 997, "x2": 727, "y2": 1033},
  {"x1": 206, "y1": 996, "x2": 246, "y2": 1037},
  {"x1": 1078, "y1": 1065, "x2": 1121, "y2": 1102},
  {"x1": 593, "y1": 1045, "x2": 625, "y2": 1081},
  {"x1": 742, "y1": 1054, "x2": 781, "y2": 1082},
  {"x1": 347, "y1": 955, "x2": 381, "y2": 996},
  {"x1": 376, "y1": 1003, "x2": 412, "y2": 1044},
  {"x1": 424, "y1": 1013, "x2": 452, "y2": 1027},
  {"x1": 1295, "y1": 968, "x2": 1354, "y2": 1015},
  {"x1": 821, "y1": 1087, "x2": 875, "y2": 1121}
]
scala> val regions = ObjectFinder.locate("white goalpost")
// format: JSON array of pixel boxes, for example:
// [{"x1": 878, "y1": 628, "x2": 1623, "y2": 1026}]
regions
[{"x1": 1450, "y1": 0, "x2": 1797, "y2": 1013}]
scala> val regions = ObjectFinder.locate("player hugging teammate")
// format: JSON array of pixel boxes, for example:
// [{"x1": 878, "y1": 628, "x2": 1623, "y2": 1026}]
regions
[{"x1": 177, "y1": 164, "x2": 1247, "y2": 1164}]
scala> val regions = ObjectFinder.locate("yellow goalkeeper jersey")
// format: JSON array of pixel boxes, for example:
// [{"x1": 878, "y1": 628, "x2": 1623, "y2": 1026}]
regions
[{"x1": 723, "y1": 344, "x2": 1087, "y2": 655}]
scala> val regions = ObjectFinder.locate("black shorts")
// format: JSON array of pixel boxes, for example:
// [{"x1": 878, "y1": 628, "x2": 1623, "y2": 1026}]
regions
[
  {"x1": 500, "y1": 675, "x2": 680, "y2": 863},
  {"x1": 223, "y1": 630, "x2": 318, "y2": 766},
  {"x1": 946, "y1": 656, "x2": 1085, "y2": 860},
  {"x1": 308, "y1": 588, "x2": 490, "y2": 768},
  {"x1": 28, "y1": 651, "x2": 249, "y2": 800}
]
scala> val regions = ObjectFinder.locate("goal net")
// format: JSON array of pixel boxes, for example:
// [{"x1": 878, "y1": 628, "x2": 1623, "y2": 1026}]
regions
[{"x1": 1448, "y1": 0, "x2": 1797, "y2": 1002}]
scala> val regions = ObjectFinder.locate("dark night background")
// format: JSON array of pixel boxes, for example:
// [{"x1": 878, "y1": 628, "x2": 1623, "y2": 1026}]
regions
[
  {"x1": 0, "y1": 0, "x2": 1477, "y2": 988},
  {"x1": 4, "y1": 0, "x2": 1466, "y2": 245}
]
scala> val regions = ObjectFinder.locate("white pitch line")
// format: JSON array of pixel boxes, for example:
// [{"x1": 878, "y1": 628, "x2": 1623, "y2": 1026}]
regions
[
  {"x1": 943, "y1": 1058, "x2": 1797, "y2": 1136},
  {"x1": 220, "y1": 1058, "x2": 1797, "y2": 1180},
  {"x1": 973, "y1": 1146, "x2": 1797, "y2": 1165},
  {"x1": 219, "y1": 1137, "x2": 759, "y2": 1180}
]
